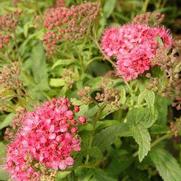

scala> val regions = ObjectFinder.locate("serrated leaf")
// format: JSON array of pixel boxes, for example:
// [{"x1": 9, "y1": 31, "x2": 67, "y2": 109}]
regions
[
  {"x1": 138, "y1": 90, "x2": 155, "y2": 108},
  {"x1": 100, "y1": 104, "x2": 120, "y2": 119},
  {"x1": 93, "y1": 123, "x2": 130, "y2": 151},
  {"x1": 127, "y1": 107, "x2": 156, "y2": 128},
  {"x1": 149, "y1": 147, "x2": 181, "y2": 181},
  {"x1": 131, "y1": 124, "x2": 151, "y2": 162}
]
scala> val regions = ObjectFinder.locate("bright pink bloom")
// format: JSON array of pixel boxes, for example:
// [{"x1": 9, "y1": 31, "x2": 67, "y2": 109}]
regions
[
  {"x1": 101, "y1": 24, "x2": 172, "y2": 81},
  {"x1": 6, "y1": 135, "x2": 40, "y2": 181},
  {"x1": 6, "y1": 98, "x2": 86, "y2": 180}
]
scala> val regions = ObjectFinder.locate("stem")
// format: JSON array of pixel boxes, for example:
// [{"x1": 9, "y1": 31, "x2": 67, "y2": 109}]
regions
[
  {"x1": 142, "y1": 0, "x2": 150, "y2": 12},
  {"x1": 85, "y1": 105, "x2": 105, "y2": 164},
  {"x1": 90, "y1": 36, "x2": 116, "y2": 68},
  {"x1": 151, "y1": 133, "x2": 171, "y2": 148}
]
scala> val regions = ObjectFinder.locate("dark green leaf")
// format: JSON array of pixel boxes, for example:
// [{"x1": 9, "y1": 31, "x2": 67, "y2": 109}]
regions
[{"x1": 93, "y1": 123, "x2": 130, "y2": 151}]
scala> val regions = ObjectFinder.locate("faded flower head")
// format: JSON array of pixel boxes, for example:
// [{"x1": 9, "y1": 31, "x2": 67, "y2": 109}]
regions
[
  {"x1": 132, "y1": 12, "x2": 165, "y2": 26},
  {"x1": 0, "y1": 11, "x2": 20, "y2": 49},
  {"x1": 0, "y1": 62, "x2": 22, "y2": 90},
  {"x1": 101, "y1": 24, "x2": 172, "y2": 81},
  {"x1": 43, "y1": 2, "x2": 100, "y2": 54},
  {"x1": 0, "y1": 33, "x2": 10, "y2": 49},
  {"x1": 55, "y1": 0, "x2": 66, "y2": 7},
  {"x1": 0, "y1": 11, "x2": 20, "y2": 31},
  {"x1": 6, "y1": 97, "x2": 86, "y2": 180}
]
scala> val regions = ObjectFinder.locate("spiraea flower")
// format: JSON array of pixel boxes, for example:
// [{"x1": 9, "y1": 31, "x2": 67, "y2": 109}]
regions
[
  {"x1": 6, "y1": 97, "x2": 86, "y2": 181},
  {"x1": 101, "y1": 24, "x2": 172, "y2": 81},
  {"x1": 6, "y1": 135, "x2": 40, "y2": 181},
  {"x1": 43, "y1": 2, "x2": 100, "y2": 54}
]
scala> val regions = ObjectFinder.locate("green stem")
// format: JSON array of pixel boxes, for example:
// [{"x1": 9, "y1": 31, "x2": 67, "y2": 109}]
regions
[
  {"x1": 90, "y1": 36, "x2": 116, "y2": 68},
  {"x1": 142, "y1": 0, "x2": 150, "y2": 12},
  {"x1": 151, "y1": 133, "x2": 171, "y2": 148},
  {"x1": 85, "y1": 105, "x2": 105, "y2": 164}
]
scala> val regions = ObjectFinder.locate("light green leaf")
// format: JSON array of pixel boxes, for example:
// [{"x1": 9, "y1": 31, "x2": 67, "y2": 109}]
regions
[
  {"x1": 52, "y1": 59, "x2": 74, "y2": 69},
  {"x1": 31, "y1": 42, "x2": 49, "y2": 90},
  {"x1": 138, "y1": 90, "x2": 155, "y2": 108},
  {"x1": 127, "y1": 107, "x2": 156, "y2": 128},
  {"x1": 49, "y1": 78, "x2": 65, "y2": 87},
  {"x1": 0, "y1": 142, "x2": 9, "y2": 180},
  {"x1": 103, "y1": 0, "x2": 117, "y2": 18},
  {"x1": 150, "y1": 147, "x2": 181, "y2": 181},
  {"x1": 55, "y1": 171, "x2": 71, "y2": 180},
  {"x1": 0, "y1": 113, "x2": 15, "y2": 130},
  {"x1": 131, "y1": 124, "x2": 151, "y2": 162}
]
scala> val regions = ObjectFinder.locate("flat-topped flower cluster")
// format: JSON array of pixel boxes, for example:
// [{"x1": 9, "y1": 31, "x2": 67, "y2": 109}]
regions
[
  {"x1": 101, "y1": 24, "x2": 172, "y2": 81},
  {"x1": 6, "y1": 98, "x2": 86, "y2": 181}
]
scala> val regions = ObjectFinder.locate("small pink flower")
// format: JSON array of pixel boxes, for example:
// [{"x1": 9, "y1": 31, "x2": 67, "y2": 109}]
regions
[{"x1": 78, "y1": 116, "x2": 86, "y2": 124}]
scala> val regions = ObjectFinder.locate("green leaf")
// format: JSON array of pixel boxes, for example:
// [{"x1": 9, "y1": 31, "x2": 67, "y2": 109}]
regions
[
  {"x1": 149, "y1": 147, "x2": 181, "y2": 181},
  {"x1": 49, "y1": 78, "x2": 65, "y2": 87},
  {"x1": 100, "y1": 103, "x2": 120, "y2": 119},
  {"x1": 55, "y1": 171, "x2": 71, "y2": 180},
  {"x1": 0, "y1": 142, "x2": 9, "y2": 180},
  {"x1": 91, "y1": 169, "x2": 116, "y2": 181},
  {"x1": 103, "y1": 0, "x2": 117, "y2": 18},
  {"x1": 51, "y1": 59, "x2": 74, "y2": 69},
  {"x1": 93, "y1": 123, "x2": 130, "y2": 151},
  {"x1": 131, "y1": 124, "x2": 151, "y2": 162},
  {"x1": 0, "y1": 113, "x2": 15, "y2": 130},
  {"x1": 127, "y1": 107, "x2": 156, "y2": 128},
  {"x1": 31, "y1": 42, "x2": 49, "y2": 90},
  {"x1": 138, "y1": 90, "x2": 155, "y2": 108}
]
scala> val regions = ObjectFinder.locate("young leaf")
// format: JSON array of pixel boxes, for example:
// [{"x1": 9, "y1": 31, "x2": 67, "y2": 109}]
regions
[
  {"x1": 31, "y1": 42, "x2": 49, "y2": 90},
  {"x1": 131, "y1": 124, "x2": 151, "y2": 162},
  {"x1": 149, "y1": 147, "x2": 181, "y2": 181},
  {"x1": 0, "y1": 113, "x2": 15, "y2": 130},
  {"x1": 49, "y1": 78, "x2": 65, "y2": 87},
  {"x1": 103, "y1": 0, "x2": 117, "y2": 18}
]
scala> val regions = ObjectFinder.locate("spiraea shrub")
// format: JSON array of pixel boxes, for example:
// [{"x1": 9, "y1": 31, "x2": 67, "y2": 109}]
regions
[{"x1": 0, "y1": 0, "x2": 181, "y2": 181}]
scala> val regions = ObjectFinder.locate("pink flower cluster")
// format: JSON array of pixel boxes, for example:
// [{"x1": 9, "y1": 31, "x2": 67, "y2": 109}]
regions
[
  {"x1": 6, "y1": 98, "x2": 86, "y2": 181},
  {"x1": 101, "y1": 24, "x2": 173, "y2": 81},
  {"x1": 6, "y1": 135, "x2": 40, "y2": 181},
  {"x1": 43, "y1": 2, "x2": 99, "y2": 54}
]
